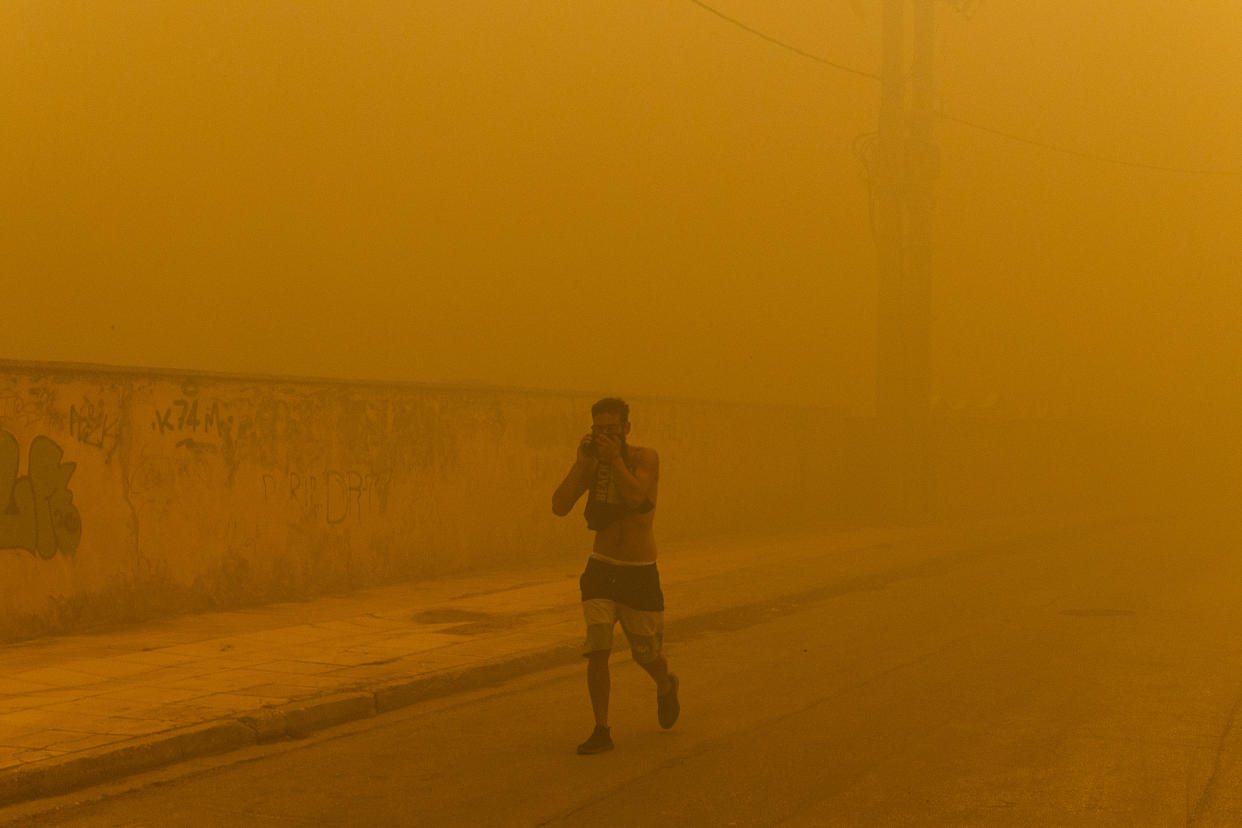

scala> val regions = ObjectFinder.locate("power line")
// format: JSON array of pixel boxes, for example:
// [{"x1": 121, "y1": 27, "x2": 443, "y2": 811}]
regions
[
  {"x1": 686, "y1": 0, "x2": 881, "y2": 81},
  {"x1": 938, "y1": 113, "x2": 1242, "y2": 176},
  {"x1": 687, "y1": 0, "x2": 1242, "y2": 177}
]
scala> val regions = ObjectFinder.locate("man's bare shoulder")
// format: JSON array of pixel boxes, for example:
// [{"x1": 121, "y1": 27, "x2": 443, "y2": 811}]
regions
[
  {"x1": 630, "y1": 446, "x2": 660, "y2": 471},
  {"x1": 628, "y1": 445, "x2": 659, "y2": 465}
]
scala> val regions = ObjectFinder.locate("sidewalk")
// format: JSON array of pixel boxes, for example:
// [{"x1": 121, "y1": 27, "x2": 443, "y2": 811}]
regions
[{"x1": 0, "y1": 516, "x2": 1086, "y2": 808}]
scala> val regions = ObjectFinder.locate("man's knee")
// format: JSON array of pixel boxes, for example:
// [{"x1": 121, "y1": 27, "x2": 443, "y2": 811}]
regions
[
  {"x1": 583, "y1": 622, "x2": 613, "y2": 657},
  {"x1": 628, "y1": 634, "x2": 661, "y2": 665}
]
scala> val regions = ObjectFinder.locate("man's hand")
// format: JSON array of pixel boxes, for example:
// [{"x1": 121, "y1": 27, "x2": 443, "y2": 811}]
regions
[
  {"x1": 576, "y1": 433, "x2": 598, "y2": 465},
  {"x1": 593, "y1": 432, "x2": 622, "y2": 463},
  {"x1": 555, "y1": 435, "x2": 599, "y2": 516}
]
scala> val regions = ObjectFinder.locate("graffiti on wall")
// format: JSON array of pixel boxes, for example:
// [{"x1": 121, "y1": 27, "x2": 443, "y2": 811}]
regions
[
  {"x1": 0, "y1": 394, "x2": 46, "y2": 431},
  {"x1": 262, "y1": 469, "x2": 392, "y2": 525},
  {"x1": 69, "y1": 398, "x2": 122, "y2": 458},
  {"x1": 152, "y1": 399, "x2": 233, "y2": 448},
  {"x1": 0, "y1": 430, "x2": 82, "y2": 559}
]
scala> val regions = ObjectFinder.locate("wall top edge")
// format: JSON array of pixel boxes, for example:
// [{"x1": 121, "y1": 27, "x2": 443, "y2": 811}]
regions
[
  {"x1": 0, "y1": 357, "x2": 582, "y2": 398},
  {"x1": 0, "y1": 358, "x2": 845, "y2": 414}
]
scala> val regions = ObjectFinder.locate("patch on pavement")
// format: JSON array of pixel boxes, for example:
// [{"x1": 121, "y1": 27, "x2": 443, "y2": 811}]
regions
[{"x1": 411, "y1": 608, "x2": 529, "y2": 634}]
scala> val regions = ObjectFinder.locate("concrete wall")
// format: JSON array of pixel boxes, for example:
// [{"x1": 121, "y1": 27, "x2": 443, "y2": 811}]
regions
[
  {"x1": 1, "y1": 362, "x2": 874, "y2": 641},
  {"x1": 0, "y1": 360, "x2": 1192, "y2": 642}
]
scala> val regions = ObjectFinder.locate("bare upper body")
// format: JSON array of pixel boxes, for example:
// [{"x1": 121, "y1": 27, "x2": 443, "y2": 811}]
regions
[{"x1": 551, "y1": 412, "x2": 659, "y2": 564}]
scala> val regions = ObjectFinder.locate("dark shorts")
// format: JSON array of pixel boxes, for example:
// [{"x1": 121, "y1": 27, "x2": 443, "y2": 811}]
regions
[
  {"x1": 579, "y1": 556, "x2": 664, "y2": 612},
  {"x1": 580, "y1": 557, "x2": 665, "y2": 663}
]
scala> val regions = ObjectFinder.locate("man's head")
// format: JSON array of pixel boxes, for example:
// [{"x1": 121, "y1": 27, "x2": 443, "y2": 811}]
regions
[
  {"x1": 591, "y1": 397, "x2": 629, "y2": 423},
  {"x1": 590, "y1": 397, "x2": 631, "y2": 441}
]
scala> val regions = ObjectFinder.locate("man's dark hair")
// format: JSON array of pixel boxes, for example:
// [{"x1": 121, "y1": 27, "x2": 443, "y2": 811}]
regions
[{"x1": 591, "y1": 397, "x2": 629, "y2": 423}]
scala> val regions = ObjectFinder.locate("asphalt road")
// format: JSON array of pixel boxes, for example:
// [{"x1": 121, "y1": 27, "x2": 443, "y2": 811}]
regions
[{"x1": 12, "y1": 511, "x2": 1242, "y2": 826}]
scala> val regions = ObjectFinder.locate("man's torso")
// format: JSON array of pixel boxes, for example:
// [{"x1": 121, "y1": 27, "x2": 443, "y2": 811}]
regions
[{"x1": 591, "y1": 444, "x2": 658, "y2": 564}]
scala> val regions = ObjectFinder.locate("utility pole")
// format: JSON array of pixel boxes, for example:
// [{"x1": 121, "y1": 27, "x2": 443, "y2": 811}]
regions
[{"x1": 876, "y1": 0, "x2": 937, "y2": 523}]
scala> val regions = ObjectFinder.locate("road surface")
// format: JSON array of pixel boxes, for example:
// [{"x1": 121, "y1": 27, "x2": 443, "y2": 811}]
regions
[{"x1": 12, "y1": 511, "x2": 1242, "y2": 826}]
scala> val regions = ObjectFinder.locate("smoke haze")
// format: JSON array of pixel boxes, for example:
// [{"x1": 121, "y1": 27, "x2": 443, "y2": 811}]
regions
[{"x1": 4, "y1": 1, "x2": 1239, "y2": 423}]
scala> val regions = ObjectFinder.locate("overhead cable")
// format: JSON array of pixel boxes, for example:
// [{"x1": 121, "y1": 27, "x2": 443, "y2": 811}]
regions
[
  {"x1": 687, "y1": 0, "x2": 881, "y2": 81},
  {"x1": 687, "y1": 0, "x2": 1242, "y2": 177},
  {"x1": 938, "y1": 113, "x2": 1242, "y2": 176}
]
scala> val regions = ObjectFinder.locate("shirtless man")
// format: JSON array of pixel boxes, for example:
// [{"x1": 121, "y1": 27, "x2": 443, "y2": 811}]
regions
[{"x1": 552, "y1": 397, "x2": 679, "y2": 754}]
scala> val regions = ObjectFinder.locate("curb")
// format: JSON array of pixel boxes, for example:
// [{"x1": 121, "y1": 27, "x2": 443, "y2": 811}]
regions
[
  {"x1": 238, "y1": 692, "x2": 378, "y2": 743},
  {"x1": 0, "y1": 643, "x2": 584, "y2": 808},
  {"x1": 372, "y1": 643, "x2": 582, "y2": 714},
  {"x1": 0, "y1": 721, "x2": 254, "y2": 808}
]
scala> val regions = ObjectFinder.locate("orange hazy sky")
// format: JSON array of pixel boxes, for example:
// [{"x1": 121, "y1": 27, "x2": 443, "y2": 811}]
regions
[{"x1": 3, "y1": 1, "x2": 1239, "y2": 418}]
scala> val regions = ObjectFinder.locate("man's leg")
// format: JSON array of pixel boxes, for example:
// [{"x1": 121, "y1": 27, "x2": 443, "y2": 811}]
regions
[
  {"x1": 620, "y1": 606, "x2": 679, "y2": 729},
  {"x1": 620, "y1": 606, "x2": 673, "y2": 694},
  {"x1": 645, "y1": 655, "x2": 679, "y2": 729},
  {"x1": 578, "y1": 649, "x2": 615, "y2": 754},
  {"x1": 579, "y1": 601, "x2": 617, "y2": 754},
  {"x1": 587, "y1": 649, "x2": 611, "y2": 726},
  {"x1": 637, "y1": 654, "x2": 673, "y2": 695}
]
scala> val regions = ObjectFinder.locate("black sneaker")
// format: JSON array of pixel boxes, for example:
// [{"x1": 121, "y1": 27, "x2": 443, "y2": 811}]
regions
[
  {"x1": 658, "y1": 674, "x2": 680, "y2": 729},
  {"x1": 577, "y1": 725, "x2": 613, "y2": 755}
]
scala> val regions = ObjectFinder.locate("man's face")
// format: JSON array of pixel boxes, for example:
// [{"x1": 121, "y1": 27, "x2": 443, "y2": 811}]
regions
[{"x1": 591, "y1": 413, "x2": 629, "y2": 444}]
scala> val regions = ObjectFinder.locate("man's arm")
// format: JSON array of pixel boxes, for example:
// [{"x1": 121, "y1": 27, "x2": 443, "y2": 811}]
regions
[
  {"x1": 552, "y1": 434, "x2": 597, "y2": 516},
  {"x1": 607, "y1": 446, "x2": 658, "y2": 510}
]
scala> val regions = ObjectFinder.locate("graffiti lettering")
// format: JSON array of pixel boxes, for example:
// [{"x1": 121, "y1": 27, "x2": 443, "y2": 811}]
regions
[
  {"x1": 0, "y1": 430, "x2": 82, "y2": 559},
  {"x1": 263, "y1": 471, "x2": 322, "y2": 520},
  {"x1": 175, "y1": 399, "x2": 199, "y2": 431},
  {"x1": 69, "y1": 399, "x2": 120, "y2": 452},
  {"x1": 262, "y1": 469, "x2": 391, "y2": 525},
  {"x1": 152, "y1": 407, "x2": 174, "y2": 435},
  {"x1": 325, "y1": 471, "x2": 364, "y2": 524},
  {"x1": 0, "y1": 395, "x2": 43, "y2": 430},
  {"x1": 152, "y1": 399, "x2": 233, "y2": 445}
]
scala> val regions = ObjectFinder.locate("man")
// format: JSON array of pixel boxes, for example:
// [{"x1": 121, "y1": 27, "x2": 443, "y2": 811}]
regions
[{"x1": 552, "y1": 397, "x2": 679, "y2": 754}]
